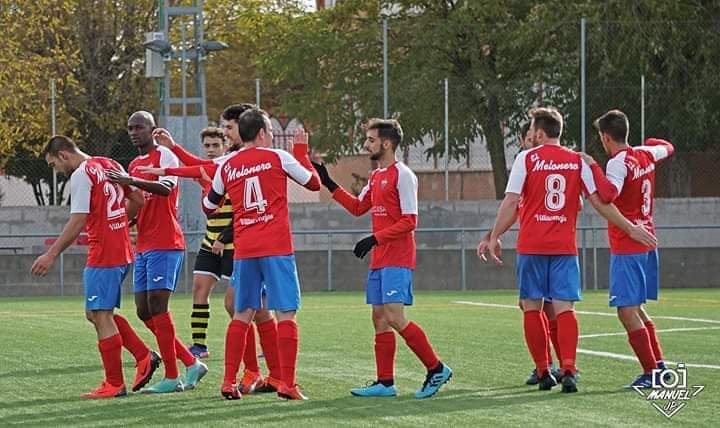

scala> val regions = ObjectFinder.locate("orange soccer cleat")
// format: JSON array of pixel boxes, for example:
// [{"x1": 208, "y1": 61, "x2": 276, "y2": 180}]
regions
[{"x1": 81, "y1": 381, "x2": 127, "y2": 399}]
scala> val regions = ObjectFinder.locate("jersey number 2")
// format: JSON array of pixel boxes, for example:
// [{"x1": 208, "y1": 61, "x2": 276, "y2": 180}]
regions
[
  {"x1": 544, "y1": 174, "x2": 566, "y2": 211},
  {"x1": 104, "y1": 182, "x2": 126, "y2": 219},
  {"x1": 244, "y1": 176, "x2": 268, "y2": 213}
]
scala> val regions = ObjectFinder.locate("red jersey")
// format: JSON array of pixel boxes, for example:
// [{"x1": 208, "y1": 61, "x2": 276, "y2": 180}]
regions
[
  {"x1": 506, "y1": 144, "x2": 597, "y2": 255},
  {"x1": 70, "y1": 157, "x2": 133, "y2": 267},
  {"x1": 203, "y1": 145, "x2": 319, "y2": 259},
  {"x1": 333, "y1": 161, "x2": 418, "y2": 270},
  {"x1": 128, "y1": 145, "x2": 185, "y2": 252},
  {"x1": 591, "y1": 139, "x2": 673, "y2": 254}
]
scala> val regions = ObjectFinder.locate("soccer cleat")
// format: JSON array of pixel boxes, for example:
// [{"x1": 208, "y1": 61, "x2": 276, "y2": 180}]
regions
[
  {"x1": 551, "y1": 366, "x2": 563, "y2": 381},
  {"x1": 132, "y1": 350, "x2": 161, "y2": 392},
  {"x1": 560, "y1": 371, "x2": 579, "y2": 393},
  {"x1": 185, "y1": 360, "x2": 209, "y2": 390},
  {"x1": 239, "y1": 370, "x2": 264, "y2": 394},
  {"x1": 351, "y1": 381, "x2": 397, "y2": 397},
  {"x1": 656, "y1": 362, "x2": 672, "y2": 383},
  {"x1": 277, "y1": 383, "x2": 308, "y2": 400},
  {"x1": 415, "y1": 363, "x2": 453, "y2": 399},
  {"x1": 188, "y1": 344, "x2": 210, "y2": 359},
  {"x1": 538, "y1": 370, "x2": 558, "y2": 391},
  {"x1": 626, "y1": 374, "x2": 653, "y2": 389},
  {"x1": 221, "y1": 382, "x2": 242, "y2": 400},
  {"x1": 255, "y1": 376, "x2": 283, "y2": 393},
  {"x1": 81, "y1": 381, "x2": 127, "y2": 399},
  {"x1": 525, "y1": 368, "x2": 540, "y2": 385},
  {"x1": 141, "y1": 377, "x2": 185, "y2": 394}
]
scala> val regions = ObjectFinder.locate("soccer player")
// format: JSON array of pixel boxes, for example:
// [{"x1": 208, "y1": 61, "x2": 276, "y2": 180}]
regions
[
  {"x1": 481, "y1": 107, "x2": 656, "y2": 393},
  {"x1": 31, "y1": 136, "x2": 158, "y2": 398},
  {"x1": 477, "y1": 123, "x2": 563, "y2": 385},
  {"x1": 312, "y1": 118, "x2": 453, "y2": 399},
  {"x1": 107, "y1": 111, "x2": 207, "y2": 393},
  {"x1": 582, "y1": 109, "x2": 674, "y2": 388},
  {"x1": 203, "y1": 107, "x2": 320, "y2": 400},
  {"x1": 144, "y1": 104, "x2": 284, "y2": 394}
]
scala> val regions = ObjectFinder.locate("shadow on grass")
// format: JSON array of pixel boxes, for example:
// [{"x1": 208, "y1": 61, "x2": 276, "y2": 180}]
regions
[{"x1": 0, "y1": 385, "x2": 631, "y2": 425}]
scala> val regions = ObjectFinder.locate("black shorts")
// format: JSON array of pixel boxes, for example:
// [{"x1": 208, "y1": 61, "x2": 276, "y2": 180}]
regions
[{"x1": 193, "y1": 249, "x2": 234, "y2": 280}]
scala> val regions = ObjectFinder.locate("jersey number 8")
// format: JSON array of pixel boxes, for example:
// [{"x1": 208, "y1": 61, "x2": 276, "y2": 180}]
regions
[{"x1": 544, "y1": 174, "x2": 566, "y2": 212}]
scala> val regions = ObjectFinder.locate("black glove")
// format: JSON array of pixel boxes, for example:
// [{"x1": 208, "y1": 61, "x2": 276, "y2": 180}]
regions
[
  {"x1": 353, "y1": 235, "x2": 378, "y2": 259},
  {"x1": 311, "y1": 161, "x2": 338, "y2": 192}
]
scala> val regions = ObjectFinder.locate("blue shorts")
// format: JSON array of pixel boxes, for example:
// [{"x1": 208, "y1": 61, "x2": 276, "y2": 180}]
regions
[
  {"x1": 133, "y1": 250, "x2": 184, "y2": 293},
  {"x1": 232, "y1": 255, "x2": 301, "y2": 312},
  {"x1": 516, "y1": 255, "x2": 581, "y2": 302},
  {"x1": 366, "y1": 268, "x2": 414, "y2": 306},
  {"x1": 609, "y1": 249, "x2": 659, "y2": 307},
  {"x1": 84, "y1": 264, "x2": 131, "y2": 311}
]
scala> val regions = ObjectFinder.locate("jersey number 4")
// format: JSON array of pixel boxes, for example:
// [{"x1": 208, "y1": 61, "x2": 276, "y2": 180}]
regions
[{"x1": 244, "y1": 176, "x2": 268, "y2": 213}]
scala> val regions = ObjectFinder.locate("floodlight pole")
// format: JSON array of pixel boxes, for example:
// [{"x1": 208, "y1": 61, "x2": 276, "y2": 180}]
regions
[
  {"x1": 444, "y1": 78, "x2": 449, "y2": 201},
  {"x1": 383, "y1": 17, "x2": 389, "y2": 118},
  {"x1": 50, "y1": 79, "x2": 57, "y2": 205},
  {"x1": 580, "y1": 17, "x2": 587, "y2": 290}
]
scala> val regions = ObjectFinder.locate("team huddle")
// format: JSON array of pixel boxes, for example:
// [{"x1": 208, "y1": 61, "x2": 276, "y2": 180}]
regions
[{"x1": 31, "y1": 103, "x2": 671, "y2": 401}]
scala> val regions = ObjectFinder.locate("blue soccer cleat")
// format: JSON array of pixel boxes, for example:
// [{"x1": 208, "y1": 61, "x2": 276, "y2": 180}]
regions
[
  {"x1": 626, "y1": 373, "x2": 653, "y2": 389},
  {"x1": 141, "y1": 377, "x2": 185, "y2": 394},
  {"x1": 188, "y1": 344, "x2": 209, "y2": 359},
  {"x1": 415, "y1": 363, "x2": 453, "y2": 399},
  {"x1": 185, "y1": 360, "x2": 208, "y2": 389},
  {"x1": 351, "y1": 381, "x2": 397, "y2": 397}
]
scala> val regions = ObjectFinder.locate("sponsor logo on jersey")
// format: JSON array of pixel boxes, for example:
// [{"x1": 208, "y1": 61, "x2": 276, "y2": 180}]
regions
[
  {"x1": 631, "y1": 162, "x2": 655, "y2": 180},
  {"x1": 224, "y1": 162, "x2": 272, "y2": 181},
  {"x1": 531, "y1": 159, "x2": 579, "y2": 172}
]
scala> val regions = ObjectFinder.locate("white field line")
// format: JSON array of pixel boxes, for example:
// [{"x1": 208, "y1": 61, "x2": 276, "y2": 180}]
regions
[
  {"x1": 453, "y1": 301, "x2": 720, "y2": 324},
  {"x1": 580, "y1": 326, "x2": 720, "y2": 339},
  {"x1": 454, "y1": 300, "x2": 720, "y2": 370}
]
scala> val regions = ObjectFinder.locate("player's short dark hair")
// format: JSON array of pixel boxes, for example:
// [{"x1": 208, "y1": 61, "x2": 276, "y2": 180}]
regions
[
  {"x1": 529, "y1": 107, "x2": 563, "y2": 139},
  {"x1": 593, "y1": 109, "x2": 629, "y2": 142},
  {"x1": 42, "y1": 135, "x2": 78, "y2": 157},
  {"x1": 366, "y1": 118, "x2": 403, "y2": 149},
  {"x1": 237, "y1": 107, "x2": 270, "y2": 142},
  {"x1": 200, "y1": 127, "x2": 225, "y2": 141},
  {"x1": 520, "y1": 122, "x2": 530, "y2": 139},
  {"x1": 221, "y1": 103, "x2": 256, "y2": 122}
]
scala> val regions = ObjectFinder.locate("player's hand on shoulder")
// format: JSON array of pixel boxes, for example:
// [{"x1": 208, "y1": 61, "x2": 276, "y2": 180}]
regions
[
  {"x1": 580, "y1": 153, "x2": 597, "y2": 166},
  {"x1": 31, "y1": 253, "x2": 55, "y2": 276},
  {"x1": 106, "y1": 169, "x2": 133, "y2": 186},
  {"x1": 152, "y1": 128, "x2": 176, "y2": 148},
  {"x1": 137, "y1": 166, "x2": 165, "y2": 176}
]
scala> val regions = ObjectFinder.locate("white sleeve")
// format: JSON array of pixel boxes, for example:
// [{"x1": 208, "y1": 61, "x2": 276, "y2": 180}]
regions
[
  {"x1": 203, "y1": 162, "x2": 226, "y2": 210},
  {"x1": 396, "y1": 165, "x2": 418, "y2": 215},
  {"x1": 605, "y1": 154, "x2": 627, "y2": 194},
  {"x1": 580, "y1": 159, "x2": 597, "y2": 195},
  {"x1": 158, "y1": 147, "x2": 179, "y2": 187},
  {"x1": 70, "y1": 168, "x2": 92, "y2": 214},
  {"x1": 635, "y1": 145, "x2": 670, "y2": 162},
  {"x1": 505, "y1": 151, "x2": 528, "y2": 194},
  {"x1": 276, "y1": 149, "x2": 311, "y2": 185}
]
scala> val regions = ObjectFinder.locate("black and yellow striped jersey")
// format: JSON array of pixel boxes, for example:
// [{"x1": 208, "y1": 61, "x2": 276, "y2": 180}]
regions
[{"x1": 201, "y1": 196, "x2": 233, "y2": 252}]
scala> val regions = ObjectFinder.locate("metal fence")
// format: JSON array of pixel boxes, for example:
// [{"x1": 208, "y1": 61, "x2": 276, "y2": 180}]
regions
[{"x1": 2, "y1": 224, "x2": 719, "y2": 297}]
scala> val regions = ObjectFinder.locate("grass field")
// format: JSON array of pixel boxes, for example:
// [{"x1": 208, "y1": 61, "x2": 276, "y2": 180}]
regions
[{"x1": 0, "y1": 289, "x2": 717, "y2": 427}]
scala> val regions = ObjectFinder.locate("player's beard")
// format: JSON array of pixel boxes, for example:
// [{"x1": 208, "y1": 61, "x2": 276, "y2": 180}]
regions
[{"x1": 369, "y1": 146, "x2": 385, "y2": 161}]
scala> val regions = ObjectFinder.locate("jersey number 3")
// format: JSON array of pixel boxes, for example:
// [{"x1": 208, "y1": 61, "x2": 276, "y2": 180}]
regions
[
  {"x1": 544, "y1": 174, "x2": 566, "y2": 211},
  {"x1": 244, "y1": 176, "x2": 268, "y2": 213}
]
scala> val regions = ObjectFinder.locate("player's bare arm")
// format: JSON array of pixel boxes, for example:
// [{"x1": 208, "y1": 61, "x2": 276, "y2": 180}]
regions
[
  {"x1": 31, "y1": 213, "x2": 87, "y2": 276},
  {"x1": 487, "y1": 193, "x2": 520, "y2": 265},
  {"x1": 587, "y1": 193, "x2": 657, "y2": 247},
  {"x1": 106, "y1": 169, "x2": 173, "y2": 197}
]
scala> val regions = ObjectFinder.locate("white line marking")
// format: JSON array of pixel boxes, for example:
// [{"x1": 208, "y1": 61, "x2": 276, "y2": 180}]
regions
[
  {"x1": 576, "y1": 349, "x2": 720, "y2": 370},
  {"x1": 580, "y1": 326, "x2": 720, "y2": 339},
  {"x1": 453, "y1": 301, "x2": 720, "y2": 324}
]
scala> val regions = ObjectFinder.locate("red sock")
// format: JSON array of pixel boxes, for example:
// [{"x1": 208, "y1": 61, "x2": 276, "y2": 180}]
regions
[
  {"x1": 98, "y1": 333, "x2": 124, "y2": 387},
  {"x1": 523, "y1": 310, "x2": 550, "y2": 374},
  {"x1": 257, "y1": 318, "x2": 281, "y2": 380},
  {"x1": 278, "y1": 320, "x2": 299, "y2": 387},
  {"x1": 152, "y1": 312, "x2": 179, "y2": 379},
  {"x1": 556, "y1": 310, "x2": 579, "y2": 374},
  {"x1": 540, "y1": 311, "x2": 552, "y2": 365},
  {"x1": 113, "y1": 315, "x2": 149, "y2": 362},
  {"x1": 644, "y1": 321, "x2": 664, "y2": 362},
  {"x1": 375, "y1": 331, "x2": 396, "y2": 382},
  {"x1": 399, "y1": 321, "x2": 440, "y2": 371},
  {"x1": 175, "y1": 337, "x2": 197, "y2": 367},
  {"x1": 224, "y1": 320, "x2": 249, "y2": 384},
  {"x1": 628, "y1": 327, "x2": 657, "y2": 374},
  {"x1": 549, "y1": 319, "x2": 562, "y2": 364},
  {"x1": 243, "y1": 323, "x2": 260, "y2": 373}
]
